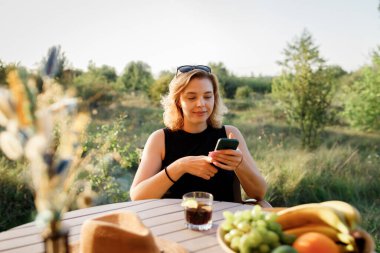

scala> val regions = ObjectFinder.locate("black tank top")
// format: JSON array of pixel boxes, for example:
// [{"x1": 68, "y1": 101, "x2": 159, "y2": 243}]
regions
[{"x1": 161, "y1": 125, "x2": 235, "y2": 201}]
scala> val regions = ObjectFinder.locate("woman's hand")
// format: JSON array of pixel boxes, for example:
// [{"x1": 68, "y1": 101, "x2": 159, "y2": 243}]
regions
[
  {"x1": 208, "y1": 149, "x2": 243, "y2": 171},
  {"x1": 176, "y1": 156, "x2": 218, "y2": 180}
]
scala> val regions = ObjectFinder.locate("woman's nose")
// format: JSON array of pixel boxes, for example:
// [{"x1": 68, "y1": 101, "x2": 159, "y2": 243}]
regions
[{"x1": 196, "y1": 98, "x2": 205, "y2": 107}]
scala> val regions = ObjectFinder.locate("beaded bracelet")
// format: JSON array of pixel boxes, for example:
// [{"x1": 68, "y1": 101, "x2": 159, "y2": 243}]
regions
[{"x1": 164, "y1": 166, "x2": 176, "y2": 183}]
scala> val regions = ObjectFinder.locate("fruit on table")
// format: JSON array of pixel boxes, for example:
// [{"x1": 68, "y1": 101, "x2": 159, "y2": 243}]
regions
[
  {"x1": 319, "y1": 200, "x2": 361, "y2": 229},
  {"x1": 220, "y1": 206, "x2": 296, "y2": 253},
  {"x1": 272, "y1": 245, "x2": 298, "y2": 253},
  {"x1": 220, "y1": 201, "x2": 372, "y2": 253},
  {"x1": 276, "y1": 203, "x2": 349, "y2": 234},
  {"x1": 292, "y1": 232, "x2": 340, "y2": 253},
  {"x1": 284, "y1": 224, "x2": 339, "y2": 242},
  {"x1": 276, "y1": 201, "x2": 366, "y2": 252}
]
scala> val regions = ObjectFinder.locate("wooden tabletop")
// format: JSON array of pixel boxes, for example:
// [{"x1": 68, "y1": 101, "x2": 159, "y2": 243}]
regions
[{"x1": 0, "y1": 199, "x2": 257, "y2": 253}]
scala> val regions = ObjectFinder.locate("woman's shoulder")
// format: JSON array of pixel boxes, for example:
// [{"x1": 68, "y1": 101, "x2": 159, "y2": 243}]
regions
[
  {"x1": 224, "y1": 125, "x2": 241, "y2": 135},
  {"x1": 145, "y1": 129, "x2": 166, "y2": 158},
  {"x1": 147, "y1": 128, "x2": 165, "y2": 142}
]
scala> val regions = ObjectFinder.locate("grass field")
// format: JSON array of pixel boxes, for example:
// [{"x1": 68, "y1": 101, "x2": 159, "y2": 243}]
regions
[{"x1": 1, "y1": 93, "x2": 379, "y2": 249}]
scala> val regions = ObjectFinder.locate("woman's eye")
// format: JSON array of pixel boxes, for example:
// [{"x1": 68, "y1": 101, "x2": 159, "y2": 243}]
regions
[
  {"x1": 204, "y1": 96, "x2": 212, "y2": 99},
  {"x1": 188, "y1": 97, "x2": 196, "y2": 100}
]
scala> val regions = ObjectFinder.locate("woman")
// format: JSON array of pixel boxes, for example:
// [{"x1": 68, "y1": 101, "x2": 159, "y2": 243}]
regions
[{"x1": 130, "y1": 65, "x2": 267, "y2": 202}]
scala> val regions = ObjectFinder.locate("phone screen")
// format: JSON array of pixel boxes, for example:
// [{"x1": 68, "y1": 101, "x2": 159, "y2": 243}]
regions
[{"x1": 214, "y1": 138, "x2": 239, "y2": 150}]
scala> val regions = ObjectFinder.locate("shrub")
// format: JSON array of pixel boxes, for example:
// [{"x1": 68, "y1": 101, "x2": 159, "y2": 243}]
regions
[
  {"x1": 73, "y1": 68, "x2": 119, "y2": 104},
  {"x1": 83, "y1": 114, "x2": 141, "y2": 204},
  {"x1": 149, "y1": 71, "x2": 173, "y2": 102},
  {"x1": 343, "y1": 48, "x2": 380, "y2": 131},
  {"x1": 0, "y1": 157, "x2": 35, "y2": 231},
  {"x1": 235, "y1": 86, "x2": 252, "y2": 99}
]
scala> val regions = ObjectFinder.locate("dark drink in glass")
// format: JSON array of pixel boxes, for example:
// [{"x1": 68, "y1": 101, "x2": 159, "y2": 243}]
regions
[
  {"x1": 182, "y1": 192, "x2": 213, "y2": 230},
  {"x1": 185, "y1": 203, "x2": 212, "y2": 225}
]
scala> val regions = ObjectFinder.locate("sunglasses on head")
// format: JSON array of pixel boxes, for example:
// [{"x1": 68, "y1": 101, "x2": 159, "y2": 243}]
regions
[{"x1": 176, "y1": 65, "x2": 211, "y2": 76}]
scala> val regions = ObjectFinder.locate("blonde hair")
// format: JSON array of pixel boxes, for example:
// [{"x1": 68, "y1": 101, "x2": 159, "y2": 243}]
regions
[{"x1": 161, "y1": 69, "x2": 228, "y2": 131}]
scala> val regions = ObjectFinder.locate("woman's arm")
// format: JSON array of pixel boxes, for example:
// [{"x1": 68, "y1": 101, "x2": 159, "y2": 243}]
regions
[
  {"x1": 209, "y1": 125, "x2": 267, "y2": 200},
  {"x1": 130, "y1": 129, "x2": 176, "y2": 200},
  {"x1": 130, "y1": 129, "x2": 218, "y2": 200}
]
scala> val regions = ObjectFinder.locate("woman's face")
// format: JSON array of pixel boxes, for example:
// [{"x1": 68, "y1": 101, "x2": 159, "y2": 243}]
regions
[{"x1": 179, "y1": 77, "x2": 215, "y2": 127}]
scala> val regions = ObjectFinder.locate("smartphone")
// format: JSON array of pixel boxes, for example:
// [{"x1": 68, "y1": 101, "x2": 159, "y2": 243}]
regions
[{"x1": 214, "y1": 138, "x2": 239, "y2": 151}]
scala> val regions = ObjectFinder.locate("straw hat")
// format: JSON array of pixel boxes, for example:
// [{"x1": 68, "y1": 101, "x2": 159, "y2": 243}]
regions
[{"x1": 70, "y1": 211, "x2": 187, "y2": 253}]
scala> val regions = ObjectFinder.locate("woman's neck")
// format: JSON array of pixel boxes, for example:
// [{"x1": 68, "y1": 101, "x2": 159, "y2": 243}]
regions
[{"x1": 182, "y1": 122, "x2": 208, "y2": 133}]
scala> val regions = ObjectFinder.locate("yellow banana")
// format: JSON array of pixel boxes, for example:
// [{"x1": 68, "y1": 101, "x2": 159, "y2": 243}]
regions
[
  {"x1": 276, "y1": 204, "x2": 350, "y2": 234},
  {"x1": 284, "y1": 224, "x2": 340, "y2": 242},
  {"x1": 283, "y1": 224, "x2": 356, "y2": 249},
  {"x1": 337, "y1": 244, "x2": 356, "y2": 253},
  {"x1": 337, "y1": 233, "x2": 356, "y2": 246},
  {"x1": 320, "y1": 200, "x2": 361, "y2": 229}
]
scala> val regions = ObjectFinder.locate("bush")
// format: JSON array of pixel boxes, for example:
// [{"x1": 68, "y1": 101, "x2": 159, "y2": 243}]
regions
[
  {"x1": 0, "y1": 157, "x2": 35, "y2": 231},
  {"x1": 72, "y1": 63, "x2": 121, "y2": 105},
  {"x1": 241, "y1": 76, "x2": 272, "y2": 93},
  {"x1": 149, "y1": 71, "x2": 173, "y2": 102},
  {"x1": 83, "y1": 114, "x2": 141, "y2": 204},
  {"x1": 343, "y1": 48, "x2": 380, "y2": 131},
  {"x1": 235, "y1": 86, "x2": 252, "y2": 99}
]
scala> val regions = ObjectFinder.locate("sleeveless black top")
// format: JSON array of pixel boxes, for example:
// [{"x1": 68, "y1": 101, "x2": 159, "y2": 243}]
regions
[{"x1": 161, "y1": 125, "x2": 235, "y2": 201}]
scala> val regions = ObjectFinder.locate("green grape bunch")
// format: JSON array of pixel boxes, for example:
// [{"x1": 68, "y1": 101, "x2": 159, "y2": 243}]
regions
[{"x1": 220, "y1": 206, "x2": 297, "y2": 253}]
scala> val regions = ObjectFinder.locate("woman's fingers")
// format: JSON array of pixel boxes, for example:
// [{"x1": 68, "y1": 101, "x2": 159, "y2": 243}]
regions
[
  {"x1": 200, "y1": 169, "x2": 215, "y2": 180},
  {"x1": 209, "y1": 149, "x2": 242, "y2": 158},
  {"x1": 209, "y1": 150, "x2": 242, "y2": 168},
  {"x1": 212, "y1": 160, "x2": 231, "y2": 170},
  {"x1": 213, "y1": 154, "x2": 235, "y2": 164},
  {"x1": 184, "y1": 156, "x2": 218, "y2": 180},
  {"x1": 210, "y1": 149, "x2": 237, "y2": 156},
  {"x1": 204, "y1": 164, "x2": 217, "y2": 177}
]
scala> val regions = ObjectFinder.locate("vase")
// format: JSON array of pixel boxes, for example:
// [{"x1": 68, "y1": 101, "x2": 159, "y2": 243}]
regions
[{"x1": 43, "y1": 221, "x2": 69, "y2": 253}]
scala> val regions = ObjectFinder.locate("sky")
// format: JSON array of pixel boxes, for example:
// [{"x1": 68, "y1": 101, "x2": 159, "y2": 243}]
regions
[{"x1": 0, "y1": 0, "x2": 379, "y2": 76}]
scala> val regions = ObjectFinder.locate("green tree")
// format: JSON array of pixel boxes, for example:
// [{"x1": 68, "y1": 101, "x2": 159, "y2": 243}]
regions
[
  {"x1": 273, "y1": 30, "x2": 335, "y2": 149},
  {"x1": 89, "y1": 64, "x2": 117, "y2": 83},
  {"x1": 325, "y1": 65, "x2": 347, "y2": 80},
  {"x1": 88, "y1": 62, "x2": 118, "y2": 83},
  {"x1": 119, "y1": 61, "x2": 153, "y2": 94},
  {"x1": 343, "y1": 47, "x2": 380, "y2": 131},
  {"x1": 209, "y1": 62, "x2": 229, "y2": 85},
  {"x1": 73, "y1": 62, "x2": 118, "y2": 102},
  {"x1": 149, "y1": 71, "x2": 174, "y2": 102},
  {"x1": 209, "y1": 62, "x2": 237, "y2": 98}
]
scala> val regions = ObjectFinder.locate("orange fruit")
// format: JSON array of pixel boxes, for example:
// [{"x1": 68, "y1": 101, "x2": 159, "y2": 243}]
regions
[{"x1": 293, "y1": 232, "x2": 340, "y2": 253}]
